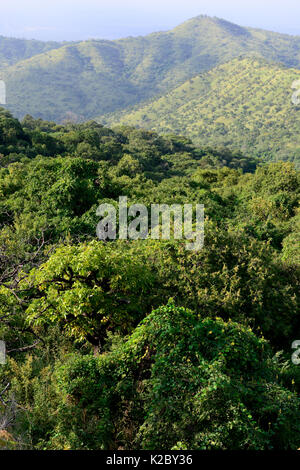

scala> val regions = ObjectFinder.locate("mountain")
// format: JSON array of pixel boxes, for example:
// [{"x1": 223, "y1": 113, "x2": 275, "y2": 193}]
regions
[
  {"x1": 103, "y1": 57, "x2": 300, "y2": 164},
  {"x1": 1, "y1": 15, "x2": 300, "y2": 122},
  {"x1": 0, "y1": 36, "x2": 67, "y2": 69}
]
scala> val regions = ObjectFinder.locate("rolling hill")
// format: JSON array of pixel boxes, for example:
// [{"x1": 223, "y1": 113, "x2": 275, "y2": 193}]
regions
[
  {"x1": 1, "y1": 15, "x2": 300, "y2": 122},
  {"x1": 103, "y1": 57, "x2": 300, "y2": 164},
  {"x1": 0, "y1": 36, "x2": 67, "y2": 69}
]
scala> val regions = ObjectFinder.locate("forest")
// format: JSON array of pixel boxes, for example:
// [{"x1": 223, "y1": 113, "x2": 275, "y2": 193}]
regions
[{"x1": 0, "y1": 107, "x2": 299, "y2": 450}]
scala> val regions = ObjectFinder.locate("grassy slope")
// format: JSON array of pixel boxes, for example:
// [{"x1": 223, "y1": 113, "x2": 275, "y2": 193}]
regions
[
  {"x1": 1, "y1": 16, "x2": 300, "y2": 121},
  {"x1": 0, "y1": 36, "x2": 67, "y2": 69},
  {"x1": 104, "y1": 57, "x2": 300, "y2": 164}
]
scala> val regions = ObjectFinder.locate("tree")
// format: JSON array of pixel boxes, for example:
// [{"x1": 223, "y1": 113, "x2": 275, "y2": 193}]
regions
[
  {"x1": 23, "y1": 241, "x2": 160, "y2": 352},
  {"x1": 51, "y1": 303, "x2": 300, "y2": 450}
]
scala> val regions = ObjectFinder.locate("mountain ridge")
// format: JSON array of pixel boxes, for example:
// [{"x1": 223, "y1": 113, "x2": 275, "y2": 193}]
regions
[
  {"x1": 1, "y1": 15, "x2": 300, "y2": 122},
  {"x1": 0, "y1": 36, "x2": 72, "y2": 70}
]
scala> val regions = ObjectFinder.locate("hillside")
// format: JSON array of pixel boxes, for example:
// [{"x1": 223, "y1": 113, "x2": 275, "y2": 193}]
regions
[
  {"x1": 1, "y1": 15, "x2": 300, "y2": 121},
  {"x1": 0, "y1": 36, "x2": 67, "y2": 69},
  {"x1": 103, "y1": 57, "x2": 300, "y2": 164}
]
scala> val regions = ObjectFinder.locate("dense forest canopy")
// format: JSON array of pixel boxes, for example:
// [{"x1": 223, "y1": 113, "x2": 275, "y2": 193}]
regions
[
  {"x1": 0, "y1": 10, "x2": 299, "y2": 453},
  {"x1": 0, "y1": 108, "x2": 299, "y2": 449}
]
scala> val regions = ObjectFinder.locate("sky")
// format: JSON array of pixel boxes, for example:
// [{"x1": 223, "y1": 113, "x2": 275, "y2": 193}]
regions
[{"x1": 0, "y1": 0, "x2": 300, "y2": 42}]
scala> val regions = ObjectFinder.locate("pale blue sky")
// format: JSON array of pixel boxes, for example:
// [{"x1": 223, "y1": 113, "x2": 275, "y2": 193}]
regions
[{"x1": 1, "y1": 0, "x2": 300, "y2": 41}]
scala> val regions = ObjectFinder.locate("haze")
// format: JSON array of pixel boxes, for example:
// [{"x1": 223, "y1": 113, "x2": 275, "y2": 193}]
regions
[{"x1": 0, "y1": 0, "x2": 300, "y2": 41}]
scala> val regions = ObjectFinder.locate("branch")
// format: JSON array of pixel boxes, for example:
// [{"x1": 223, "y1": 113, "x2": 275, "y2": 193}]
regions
[{"x1": 7, "y1": 340, "x2": 40, "y2": 354}]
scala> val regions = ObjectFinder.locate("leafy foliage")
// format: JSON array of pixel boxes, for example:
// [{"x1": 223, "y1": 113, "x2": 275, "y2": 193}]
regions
[
  {"x1": 44, "y1": 304, "x2": 300, "y2": 450},
  {"x1": 0, "y1": 109, "x2": 299, "y2": 450}
]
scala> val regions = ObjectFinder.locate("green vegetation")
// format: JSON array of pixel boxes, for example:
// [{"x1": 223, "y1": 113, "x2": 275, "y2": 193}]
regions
[
  {"x1": 0, "y1": 36, "x2": 66, "y2": 70},
  {"x1": 0, "y1": 109, "x2": 299, "y2": 449},
  {"x1": 105, "y1": 57, "x2": 300, "y2": 165},
  {"x1": 51, "y1": 303, "x2": 300, "y2": 450},
  {"x1": 2, "y1": 16, "x2": 300, "y2": 122}
]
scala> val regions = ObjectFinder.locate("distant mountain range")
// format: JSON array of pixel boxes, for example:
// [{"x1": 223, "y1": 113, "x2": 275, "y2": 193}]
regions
[
  {"x1": 1, "y1": 15, "x2": 300, "y2": 123},
  {"x1": 103, "y1": 57, "x2": 300, "y2": 163},
  {"x1": 0, "y1": 36, "x2": 68, "y2": 69}
]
